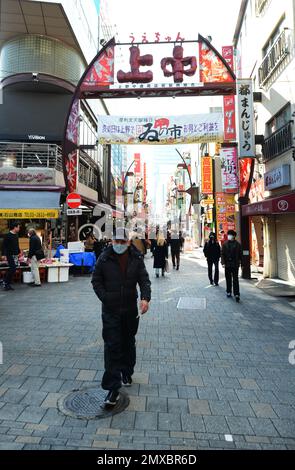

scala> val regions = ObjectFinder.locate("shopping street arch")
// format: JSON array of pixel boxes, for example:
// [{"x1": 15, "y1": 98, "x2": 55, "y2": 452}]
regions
[{"x1": 62, "y1": 34, "x2": 255, "y2": 278}]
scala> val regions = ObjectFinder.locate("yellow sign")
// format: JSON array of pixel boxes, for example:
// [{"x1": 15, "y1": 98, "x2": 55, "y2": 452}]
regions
[
  {"x1": 201, "y1": 199, "x2": 215, "y2": 206},
  {"x1": 0, "y1": 209, "x2": 59, "y2": 219}
]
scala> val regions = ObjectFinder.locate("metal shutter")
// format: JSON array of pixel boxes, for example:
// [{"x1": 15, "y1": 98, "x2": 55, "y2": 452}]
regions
[{"x1": 276, "y1": 214, "x2": 295, "y2": 282}]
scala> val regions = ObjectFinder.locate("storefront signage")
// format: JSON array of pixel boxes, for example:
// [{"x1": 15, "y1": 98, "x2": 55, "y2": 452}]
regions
[
  {"x1": 237, "y1": 79, "x2": 255, "y2": 158},
  {"x1": 264, "y1": 164, "x2": 290, "y2": 191},
  {"x1": 220, "y1": 146, "x2": 239, "y2": 193},
  {"x1": 222, "y1": 46, "x2": 236, "y2": 142},
  {"x1": 216, "y1": 192, "x2": 236, "y2": 242},
  {"x1": 0, "y1": 168, "x2": 54, "y2": 185},
  {"x1": 0, "y1": 209, "x2": 59, "y2": 219},
  {"x1": 28, "y1": 135, "x2": 46, "y2": 141},
  {"x1": 201, "y1": 157, "x2": 213, "y2": 194},
  {"x1": 223, "y1": 95, "x2": 236, "y2": 141},
  {"x1": 201, "y1": 198, "x2": 215, "y2": 206},
  {"x1": 242, "y1": 192, "x2": 295, "y2": 216},
  {"x1": 97, "y1": 114, "x2": 223, "y2": 145}
]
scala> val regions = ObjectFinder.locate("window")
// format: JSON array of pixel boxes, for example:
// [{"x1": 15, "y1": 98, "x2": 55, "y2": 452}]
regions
[
  {"x1": 262, "y1": 16, "x2": 286, "y2": 58},
  {"x1": 266, "y1": 103, "x2": 291, "y2": 136}
]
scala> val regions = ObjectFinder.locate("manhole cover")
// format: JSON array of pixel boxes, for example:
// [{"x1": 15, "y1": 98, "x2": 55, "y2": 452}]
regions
[
  {"x1": 177, "y1": 297, "x2": 207, "y2": 310},
  {"x1": 58, "y1": 387, "x2": 129, "y2": 420}
]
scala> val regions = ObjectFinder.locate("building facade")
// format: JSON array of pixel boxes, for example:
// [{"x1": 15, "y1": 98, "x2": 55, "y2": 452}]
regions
[
  {"x1": 234, "y1": 0, "x2": 295, "y2": 284},
  {"x1": 0, "y1": 0, "x2": 109, "y2": 251}
]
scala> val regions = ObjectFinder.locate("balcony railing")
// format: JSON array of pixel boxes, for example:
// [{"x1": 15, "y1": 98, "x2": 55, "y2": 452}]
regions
[
  {"x1": 0, "y1": 142, "x2": 63, "y2": 171},
  {"x1": 0, "y1": 142, "x2": 101, "y2": 192},
  {"x1": 258, "y1": 29, "x2": 290, "y2": 86},
  {"x1": 255, "y1": 0, "x2": 270, "y2": 15},
  {"x1": 79, "y1": 162, "x2": 98, "y2": 191},
  {"x1": 262, "y1": 121, "x2": 293, "y2": 162}
]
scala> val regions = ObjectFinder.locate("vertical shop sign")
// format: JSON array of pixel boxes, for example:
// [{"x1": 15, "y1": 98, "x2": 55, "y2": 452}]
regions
[
  {"x1": 201, "y1": 156, "x2": 213, "y2": 194},
  {"x1": 237, "y1": 79, "x2": 255, "y2": 157},
  {"x1": 220, "y1": 147, "x2": 239, "y2": 193}
]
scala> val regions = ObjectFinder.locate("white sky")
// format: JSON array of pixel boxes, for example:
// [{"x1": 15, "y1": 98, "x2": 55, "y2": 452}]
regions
[{"x1": 105, "y1": 0, "x2": 242, "y2": 215}]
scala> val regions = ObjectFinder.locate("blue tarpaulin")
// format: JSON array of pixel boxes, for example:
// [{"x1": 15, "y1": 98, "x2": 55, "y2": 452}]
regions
[{"x1": 69, "y1": 252, "x2": 96, "y2": 272}]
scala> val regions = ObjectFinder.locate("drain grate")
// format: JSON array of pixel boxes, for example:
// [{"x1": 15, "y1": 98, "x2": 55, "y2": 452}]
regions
[
  {"x1": 58, "y1": 387, "x2": 129, "y2": 420},
  {"x1": 177, "y1": 297, "x2": 207, "y2": 310}
]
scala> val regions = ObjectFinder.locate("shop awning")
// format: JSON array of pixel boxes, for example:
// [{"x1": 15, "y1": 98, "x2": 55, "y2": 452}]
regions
[
  {"x1": 0, "y1": 191, "x2": 61, "y2": 209},
  {"x1": 242, "y1": 192, "x2": 295, "y2": 216},
  {"x1": 0, "y1": 190, "x2": 61, "y2": 218}
]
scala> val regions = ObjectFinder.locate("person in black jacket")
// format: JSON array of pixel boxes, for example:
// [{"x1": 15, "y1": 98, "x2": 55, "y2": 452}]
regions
[
  {"x1": 2, "y1": 221, "x2": 20, "y2": 291},
  {"x1": 91, "y1": 227, "x2": 151, "y2": 406},
  {"x1": 28, "y1": 229, "x2": 42, "y2": 286},
  {"x1": 221, "y1": 230, "x2": 243, "y2": 302},
  {"x1": 170, "y1": 230, "x2": 182, "y2": 270},
  {"x1": 203, "y1": 232, "x2": 221, "y2": 286}
]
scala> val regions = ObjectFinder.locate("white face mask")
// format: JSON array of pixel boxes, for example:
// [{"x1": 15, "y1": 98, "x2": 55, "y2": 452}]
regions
[
  {"x1": 228, "y1": 235, "x2": 234, "y2": 241},
  {"x1": 113, "y1": 243, "x2": 128, "y2": 255}
]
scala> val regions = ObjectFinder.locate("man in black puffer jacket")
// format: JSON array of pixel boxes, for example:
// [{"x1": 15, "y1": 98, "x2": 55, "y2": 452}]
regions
[
  {"x1": 203, "y1": 232, "x2": 221, "y2": 286},
  {"x1": 92, "y1": 227, "x2": 151, "y2": 406}
]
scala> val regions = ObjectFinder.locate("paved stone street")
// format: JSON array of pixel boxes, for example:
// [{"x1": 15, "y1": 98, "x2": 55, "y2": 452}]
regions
[{"x1": 1, "y1": 252, "x2": 295, "y2": 450}]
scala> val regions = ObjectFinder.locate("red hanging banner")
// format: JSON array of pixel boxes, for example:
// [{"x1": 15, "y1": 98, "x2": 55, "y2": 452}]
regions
[{"x1": 80, "y1": 44, "x2": 114, "y2": 91}]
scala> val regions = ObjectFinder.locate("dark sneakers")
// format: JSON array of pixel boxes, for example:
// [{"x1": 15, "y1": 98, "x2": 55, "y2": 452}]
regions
[
  {"x1": 235, "y1": 296, "x2": 240, "y2": 303},
  {"x1": 104, "y1": 390, "x2": 120, "y2": 406},
  {"x1": 122, "y1": 373, "x2": 132, "y2": 387}
]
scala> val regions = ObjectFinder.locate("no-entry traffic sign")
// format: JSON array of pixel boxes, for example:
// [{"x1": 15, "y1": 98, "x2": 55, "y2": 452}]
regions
[{"x1": 66, "y1": 192, "x2": 81, "y2": 209}]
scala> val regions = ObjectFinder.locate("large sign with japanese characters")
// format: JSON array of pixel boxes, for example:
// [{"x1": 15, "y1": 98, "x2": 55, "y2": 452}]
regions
[
  {"x1": 78, "y1": 35, "x2": 235, "y2": 101},
  {"x1": 0, "y1": 168, "x2": 55, "y2": 186},
  {"x1": 63, "y1": 35, "x2": 236, "y2": 192},
  {"x1": 237, "y1": 79, "x2": 255, "y2": 158},
  {"x1": 97, "y1": 113, "x2": 223, "y2": 145}
]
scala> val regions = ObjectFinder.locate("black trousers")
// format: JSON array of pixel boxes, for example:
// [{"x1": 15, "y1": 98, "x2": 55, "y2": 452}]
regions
[
  {"x1": 4, "y1": 255, "x2": 17, "y2": 286},
  {"x1": 171, "y1": 250, "x2": 180, "y2": 267},
  {"x1": 101, "y1": 306, "x2": 139, "y2": 391},
  {"x1": 207, "y1": 259, "x2": 219, "y2": 284},
  {"x1": 225, "y1": 267, "x2": 240, "y2": 296}
]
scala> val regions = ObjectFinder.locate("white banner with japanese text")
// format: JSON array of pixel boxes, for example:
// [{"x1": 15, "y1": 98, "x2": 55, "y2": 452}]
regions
[
  {"x1": 237, "y1": 79, "x2": 255, "y2": 158},
  {"x1": 220, "y1": 146, "x2": 239, "y2": 193},
  {"x1": 97, "y1": 113, "x2": 223, "y2": 145}
]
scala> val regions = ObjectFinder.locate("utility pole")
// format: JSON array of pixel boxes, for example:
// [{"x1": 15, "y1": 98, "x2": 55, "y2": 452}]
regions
[{"x1": 239, "y1": 158, "x2": 255, "y2": 279}]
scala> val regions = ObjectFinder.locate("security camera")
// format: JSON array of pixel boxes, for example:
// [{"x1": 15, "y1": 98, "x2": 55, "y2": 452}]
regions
[{"x1": 32, "y1": 72, "x2": 39, "y2": 81}]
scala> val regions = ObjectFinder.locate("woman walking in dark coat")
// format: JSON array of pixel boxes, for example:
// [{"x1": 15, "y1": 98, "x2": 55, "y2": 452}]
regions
[{"x1": 152, "y1": 233, "x2": 168, "y2": 277}]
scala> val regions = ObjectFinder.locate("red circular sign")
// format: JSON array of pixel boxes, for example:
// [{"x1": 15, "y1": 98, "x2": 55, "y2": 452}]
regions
[{"x1": 67, "y1": 192, "x2": 81, "y2": 209}]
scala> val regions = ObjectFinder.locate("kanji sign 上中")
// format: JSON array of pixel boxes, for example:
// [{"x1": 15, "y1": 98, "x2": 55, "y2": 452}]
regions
[
  {"x1": 237, "y1": 79, "x2": 255, "y2": 158},
  {"x1": 63, "y1": 36, "x2": 235, "y2": 192}
]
